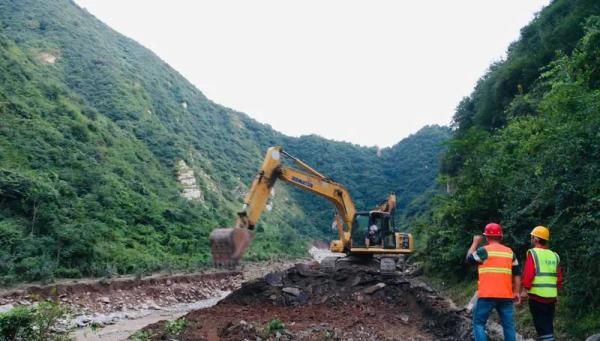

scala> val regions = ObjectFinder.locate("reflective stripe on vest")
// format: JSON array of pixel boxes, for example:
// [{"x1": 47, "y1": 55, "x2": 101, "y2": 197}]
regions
[
  {"x1": 487, "y1": 251, "x2": 513, "y2": 258},
  {"x1": 478, "y1": 243, "x2": 514, "y2": 299},
  {"x1": 528, "y1": 248, "x2": 559, "y2": 298}
]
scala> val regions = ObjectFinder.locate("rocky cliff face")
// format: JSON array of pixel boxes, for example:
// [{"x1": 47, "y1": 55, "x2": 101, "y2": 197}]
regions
[{"x1": 176, "y1": 160, "x2": 203, "y2": 202}]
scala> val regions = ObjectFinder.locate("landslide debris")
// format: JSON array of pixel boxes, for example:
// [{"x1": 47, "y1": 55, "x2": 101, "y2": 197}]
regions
[
  {"x1": 141, "y1": 262, "x2": 472, "y2": 340},
  {"x1": 0, "y1": 259, "x2": 303, "y2": 333},
  {"x1": 0, "y1": 272, "x2": 241, "y2": 317}
]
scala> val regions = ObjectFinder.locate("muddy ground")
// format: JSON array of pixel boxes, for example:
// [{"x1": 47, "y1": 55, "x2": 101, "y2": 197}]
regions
[{"x1": 141, "y1": 261, "x2": 473, "y2": 341}]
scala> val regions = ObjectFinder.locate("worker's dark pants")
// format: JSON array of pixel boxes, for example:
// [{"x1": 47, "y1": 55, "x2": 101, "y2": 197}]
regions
[{"x1": 528, "y1": 299, "x2": 555, "y2": 340}]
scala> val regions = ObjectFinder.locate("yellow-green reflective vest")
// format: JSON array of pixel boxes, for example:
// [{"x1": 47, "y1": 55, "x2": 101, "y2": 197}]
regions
[{"x1": 528, "y1": 248, "x2": 559, "y2": 298}]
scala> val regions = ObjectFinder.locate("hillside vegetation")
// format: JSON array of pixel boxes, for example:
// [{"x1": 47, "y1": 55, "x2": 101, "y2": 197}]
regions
[
  {"x1": 417, "y1": 0, "x2": 600, "y2": 337},
  {"x1": 2, "y1": 0, "x2": 599, "y2": 337},
  {"x1": 0, "y1": 0, "x2": 448, "y2": 284}
]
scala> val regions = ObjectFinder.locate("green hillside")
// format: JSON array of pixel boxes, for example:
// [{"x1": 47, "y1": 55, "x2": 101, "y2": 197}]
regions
[
  {"x1": 0, "y1": 0, "x2": 448, "y2": 284},
  {"x1": 419, "y1": 0, "x2": 600, "y2": 337},
  {"x1": 4, "y1": 0, "x2": 598, "y2": 336}
]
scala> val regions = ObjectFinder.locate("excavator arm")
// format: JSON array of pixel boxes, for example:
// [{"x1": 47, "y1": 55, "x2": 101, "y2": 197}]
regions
[
  {"x1": 209, "y1": 146, "x2": 356, "y2": 266},
  {"x1": 372, "y1": 193, "x2": 397, "y2": 214}
]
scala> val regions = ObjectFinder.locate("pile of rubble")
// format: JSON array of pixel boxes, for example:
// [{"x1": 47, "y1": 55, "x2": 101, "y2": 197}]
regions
[{"x1": 141, "y1": 261, "x2": 473, "y2": 340}]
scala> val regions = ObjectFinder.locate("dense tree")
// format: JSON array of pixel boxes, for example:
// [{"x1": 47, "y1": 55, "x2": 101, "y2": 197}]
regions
[{"x1": 422, "y1": 5, "x2": 600, "y2": 336}]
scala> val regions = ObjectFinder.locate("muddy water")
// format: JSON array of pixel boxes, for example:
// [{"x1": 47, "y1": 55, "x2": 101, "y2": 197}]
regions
[
  {"x1": 70, "y1": 250, "x2": 329, "y2": 340},
  {"x1": 73, "y1": 291, "x2": 230, "y2": 340}
]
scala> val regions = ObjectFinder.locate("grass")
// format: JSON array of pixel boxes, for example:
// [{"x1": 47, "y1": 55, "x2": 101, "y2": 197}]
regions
[
  {"x1": 129, "y1": 330, "x2": 156, "y2": 341},
  {"x1": 259, "y1": 318, "x2": 285, "y2": 338},
  {"x1": 164, "y1": 318, "x2": 187, "y2": 336}
]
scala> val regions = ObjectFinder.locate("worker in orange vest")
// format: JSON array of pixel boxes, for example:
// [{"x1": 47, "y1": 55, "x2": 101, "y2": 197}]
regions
[{"x1": 466, "y1": 223, "x2": 521, "y2": 341}]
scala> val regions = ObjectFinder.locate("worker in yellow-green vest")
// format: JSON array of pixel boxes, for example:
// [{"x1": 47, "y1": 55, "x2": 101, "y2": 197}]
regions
[{"x1": 521, "y1": 226, "x2": 563, "y2": 341}]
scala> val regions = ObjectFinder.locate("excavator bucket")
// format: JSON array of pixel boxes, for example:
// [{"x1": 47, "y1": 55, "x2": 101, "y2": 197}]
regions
[{"x1": 209, "y1": 227, "x2": 252, "y2": 268}]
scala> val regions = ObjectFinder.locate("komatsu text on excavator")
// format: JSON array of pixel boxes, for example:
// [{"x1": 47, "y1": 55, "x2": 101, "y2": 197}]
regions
[{"x1": 209, "y1": 146, "x2": 414, "y2": 272}]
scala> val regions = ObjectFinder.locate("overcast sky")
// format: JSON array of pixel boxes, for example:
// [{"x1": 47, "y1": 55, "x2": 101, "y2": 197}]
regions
[{"x1": 74, "y1": 0, "x2": 550, "y2": 147}]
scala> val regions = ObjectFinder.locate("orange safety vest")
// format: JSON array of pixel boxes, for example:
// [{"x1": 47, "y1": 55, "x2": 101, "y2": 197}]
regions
[{"x1": 478, "y1": 243, "x2": 514, "y2": 299}]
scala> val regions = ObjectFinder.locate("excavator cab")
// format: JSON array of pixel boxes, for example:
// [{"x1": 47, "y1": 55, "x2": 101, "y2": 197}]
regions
[{"x1": 351, "y1": 211, "x2": 396, "y2": 249}]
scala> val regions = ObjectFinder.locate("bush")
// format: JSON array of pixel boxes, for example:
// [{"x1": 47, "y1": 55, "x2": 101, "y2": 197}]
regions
[
  {"x1": 54, "y1": 268, "x2": 82, "y2": 279},
  {"x1": 164, "y1": 318, "x2": 187, "y2": 336},
  {"x1": 266, "y1": 319, "x2": 284, "y2": 333},
  {"x1": 0, "y1": 306, "x2": 34, "y2": 340},
  {"x1": 0, "y1": 301, "x2": 69, "y2": 341}
]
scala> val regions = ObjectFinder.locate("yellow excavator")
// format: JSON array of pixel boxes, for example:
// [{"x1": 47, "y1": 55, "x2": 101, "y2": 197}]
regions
[{"x1": 209, "y1": 146, "x2": 413, "y2": 272}]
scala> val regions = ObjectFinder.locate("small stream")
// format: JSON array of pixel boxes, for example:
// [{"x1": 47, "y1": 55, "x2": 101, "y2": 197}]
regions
[
  {"x1": 70, "y1": 248, "x2": 331, "y2": 340},
  {"x1": 72, "y1": 291, "x2": 230, "y2": 341}
]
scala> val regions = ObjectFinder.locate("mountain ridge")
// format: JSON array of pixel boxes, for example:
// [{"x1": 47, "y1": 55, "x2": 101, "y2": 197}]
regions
[{"x1": 0, "y1": 0, "x2": 449, "y2": 283}]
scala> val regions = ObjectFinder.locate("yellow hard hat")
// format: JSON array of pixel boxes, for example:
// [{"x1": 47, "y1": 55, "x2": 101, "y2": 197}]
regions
[{"x1": 531, "y1": 225, "x2": 550, "y2": 241}]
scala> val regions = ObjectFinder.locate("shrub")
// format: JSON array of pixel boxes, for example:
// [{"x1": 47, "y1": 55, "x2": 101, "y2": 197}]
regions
[
  {"x1": 0, "y1": 301, "x2": 69, "y2": 341},
  {"x1": 0, "y1": 306, "x2": 34, "y2": 340},
  {"x1": 164, "y1": 318, "x2": 187, "y2": 336}
]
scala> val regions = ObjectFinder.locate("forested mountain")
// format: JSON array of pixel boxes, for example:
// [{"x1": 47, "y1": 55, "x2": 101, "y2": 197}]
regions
[
  {"x1": 3, "y1": 0, "x2": 599, "y2": 337},
  {"x1": 419, "y1": 0, "x2": 600, "y2": 336},
  {"x1": 0, "y1": 0, "x2": 448, "y2": 284}
]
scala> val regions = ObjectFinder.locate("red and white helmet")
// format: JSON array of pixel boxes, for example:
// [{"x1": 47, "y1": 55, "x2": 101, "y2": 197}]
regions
[{"x1": 483, "y1": 223, "x2": 503, "y2": 237}]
